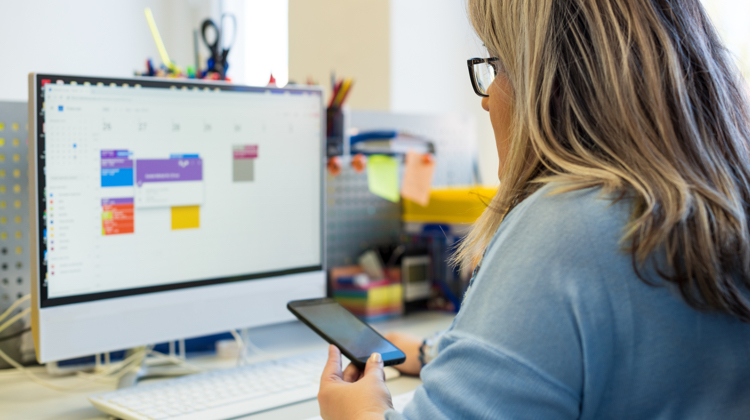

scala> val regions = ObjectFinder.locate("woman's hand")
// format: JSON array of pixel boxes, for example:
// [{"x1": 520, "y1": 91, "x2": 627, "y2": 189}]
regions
[
  {"x1": 318, "y1": 345, "x2": 393, "y2": 420},
  {"x1": 384, "y1": 332, "x2": 423, "y2": 376}
]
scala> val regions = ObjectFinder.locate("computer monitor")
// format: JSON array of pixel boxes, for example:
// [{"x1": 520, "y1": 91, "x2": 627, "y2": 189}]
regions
[{"x1": 27, "y1": 74, "x2": 326, "y2": 363}]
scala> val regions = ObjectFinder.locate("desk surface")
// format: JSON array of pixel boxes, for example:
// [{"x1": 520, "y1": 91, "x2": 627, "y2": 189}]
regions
[{"x1": 0, "y1": 311, "x2": 454, "y2": 420}]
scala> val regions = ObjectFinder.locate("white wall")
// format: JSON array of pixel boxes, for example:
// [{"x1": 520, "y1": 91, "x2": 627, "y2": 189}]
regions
[
  {"x1": 229, "y1": 0, "x2": 289, "y2": 87},
  {"x1": 0, "y1": 0, "x2": 496, "y2": 180},
  {"x1": 0, "y1": 0, "x2": 217, "y2": 101},
  {"x1": 701, "y1": 0, "x2": 750, "y2": 81},
  {"x1": 390, "y1": 0, "x2": 499, "y2": 185}
]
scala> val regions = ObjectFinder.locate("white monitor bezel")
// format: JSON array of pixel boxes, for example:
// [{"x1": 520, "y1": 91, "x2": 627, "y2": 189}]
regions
[{"x1": 28, "y1": 74, "x2": 327, "y2": 363}]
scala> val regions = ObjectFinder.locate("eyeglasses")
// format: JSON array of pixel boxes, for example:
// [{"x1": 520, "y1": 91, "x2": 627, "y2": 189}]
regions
[{"x1": 467, "y1": 57, "x2": 500, "y2": 97}]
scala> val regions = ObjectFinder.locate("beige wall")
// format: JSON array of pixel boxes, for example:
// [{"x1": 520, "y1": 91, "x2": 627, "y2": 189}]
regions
[{"x1": 289, "y1": 0, "x2": 390, "y2": 110}]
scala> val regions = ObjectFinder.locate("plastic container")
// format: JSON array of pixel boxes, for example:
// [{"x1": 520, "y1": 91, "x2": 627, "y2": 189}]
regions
[{"x1": 402, "y1": 186, "x2": 497, "y2": 224}]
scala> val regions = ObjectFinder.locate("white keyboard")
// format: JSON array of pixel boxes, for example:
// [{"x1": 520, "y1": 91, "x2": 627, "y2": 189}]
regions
[{"x1": 89, "y1": 350, "x2": 400, "y2": 420}]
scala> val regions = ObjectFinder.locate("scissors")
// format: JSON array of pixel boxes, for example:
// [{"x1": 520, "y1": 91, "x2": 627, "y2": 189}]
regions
[{"x1": 201, "y1": 13, "x2": 236, "y2": 78}]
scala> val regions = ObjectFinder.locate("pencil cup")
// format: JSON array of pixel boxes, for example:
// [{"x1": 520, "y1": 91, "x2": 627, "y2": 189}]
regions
[{"x1": 326, "y1": 108, "x2": 345, "y2": 157}]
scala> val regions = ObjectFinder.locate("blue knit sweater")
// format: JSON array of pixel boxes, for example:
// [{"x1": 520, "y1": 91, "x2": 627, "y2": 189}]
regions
[{"x1": 386, "y1": 183, "x2": 750, "y2": 419}]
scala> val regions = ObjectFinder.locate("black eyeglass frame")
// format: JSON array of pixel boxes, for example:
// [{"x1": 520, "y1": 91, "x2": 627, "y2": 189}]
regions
[{"x1": 467, "y1": 57, "x2": 500, "y2": 98}]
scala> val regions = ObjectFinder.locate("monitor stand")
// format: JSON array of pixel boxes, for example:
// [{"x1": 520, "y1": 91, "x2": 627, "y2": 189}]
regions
[{"x1": 117, "y1": 345, "x2": 198, "y2": 389}]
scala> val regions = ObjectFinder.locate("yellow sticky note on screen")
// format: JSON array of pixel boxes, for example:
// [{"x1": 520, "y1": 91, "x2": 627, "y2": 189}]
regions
[
  {"x1": 367, "y1": 155, "x2": 399, "y2": 202},
  {"x1": 171, "y1": 205, "x2": 200, "y2": 230},
  {"x1": 401, "y1": 150, "x2": 435, "y2": 206}
]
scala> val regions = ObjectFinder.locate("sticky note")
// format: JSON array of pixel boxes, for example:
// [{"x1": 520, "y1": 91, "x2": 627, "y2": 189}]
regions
[
  {"x1": 401, "y1": 151, "x2": 435, "y2": 206},
  {"x1": 367, "y1": 155, "x2": 399, "y2": 202},
  {"x1": 172, "y1": 205, "x2": 200, "y2": 230}
]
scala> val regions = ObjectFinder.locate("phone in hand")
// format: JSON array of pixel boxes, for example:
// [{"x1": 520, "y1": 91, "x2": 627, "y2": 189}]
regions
[{"x1": 287, "y1": 298, "x2": 406, "y2": 369}]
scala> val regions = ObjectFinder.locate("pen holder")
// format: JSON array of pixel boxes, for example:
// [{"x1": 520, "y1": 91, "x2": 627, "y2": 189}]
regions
[{"x1": 326, "y1": 108, "x2": 345, "y2": 156}]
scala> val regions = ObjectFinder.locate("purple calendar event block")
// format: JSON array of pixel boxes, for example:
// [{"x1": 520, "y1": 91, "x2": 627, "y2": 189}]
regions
[
  {"x1": 101, "y1": 150, "x2": 133, "y2": 168},
  {"x1": 135, "y1": 158, "x2": 203, "y2": 186},
  {"x1": 101, "y1": 150, "x2": 130, "y2": 159},
  {"x1": 101, "y1": 198, "x2": 134, "y2": 205},
  {"x1": 101, "y1": 150, "x2": 134, "y2": 187}
]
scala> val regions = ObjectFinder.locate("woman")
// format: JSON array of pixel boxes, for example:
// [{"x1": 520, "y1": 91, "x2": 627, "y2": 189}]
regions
[{"x1": 319, "y1": 0, "x2": 750, "y2": 418}]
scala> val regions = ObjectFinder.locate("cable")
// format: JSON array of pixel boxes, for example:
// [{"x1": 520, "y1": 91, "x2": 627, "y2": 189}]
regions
[
  {"x1": 0, "y1": 340, "x2": 146, "y2": 392},
  {"x1": 0, "y1": 298, "x2": 198, "y2": 392},
  {"x1": 229, "y1": 328, "x2": 271, "y2": 366},
  {"x1": 0, "y1": 327, "x2": 30, "y2": 342},
  {"x1": 0, "y1": 346, "x2": 105, "y2": 392},
  {"x1": 0, "y1": 307, "x2": 31, "y2": 336},
  {"x1": 229, "y1": 329, "x2": 245, "y2": 365},
  {"x1": 0, "y1": 294, "x2": 30, "y2": 324},
  {"x1": 244, "y1": 334, "x2": 270, "y2": 357},
  {"x1": 0, "y1": 338, "x2": 202, "y2": 392},
  {"x1": 146, "y1": 349, "x2": 203, "y2": 373},
  {"x1": 76, "y1": 349, "x2": 147, "y2": 383}
]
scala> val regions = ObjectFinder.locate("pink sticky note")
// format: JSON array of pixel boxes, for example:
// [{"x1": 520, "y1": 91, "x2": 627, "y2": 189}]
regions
[{"x1": 401, "y1": 150, "x2": 435, "y2": 206}]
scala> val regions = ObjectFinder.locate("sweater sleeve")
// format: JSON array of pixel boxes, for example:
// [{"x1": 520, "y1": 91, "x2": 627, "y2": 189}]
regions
[
  {"x1": 386, "y1": 186, "x2": 626, "y2": 420},
  {"x1": 384, "y1": 332, "x2": 581, "y2": 420}
]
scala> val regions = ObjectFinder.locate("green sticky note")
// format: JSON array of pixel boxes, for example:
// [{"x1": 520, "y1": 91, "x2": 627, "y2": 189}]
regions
[{"x1": 367, "y1": 155, "x2": 400, "y2": 202}]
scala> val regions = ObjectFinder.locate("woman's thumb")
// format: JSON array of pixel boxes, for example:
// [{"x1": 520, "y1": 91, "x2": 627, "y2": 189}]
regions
[{"x1": 364, "y1": 352, "x2": 384, "y2": 380}]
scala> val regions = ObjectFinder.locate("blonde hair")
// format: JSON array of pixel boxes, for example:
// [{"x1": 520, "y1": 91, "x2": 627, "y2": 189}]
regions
[{"x1": 459, "y1": 0, "x2": 750, "y2": 321}]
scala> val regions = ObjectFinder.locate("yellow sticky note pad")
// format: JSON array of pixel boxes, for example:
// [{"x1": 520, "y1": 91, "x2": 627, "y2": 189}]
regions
[
  {"x1": 171, "y1": 205, "x2": 200, "y2": 230},
  {"x1": 401, "y1": 151, "x2": 435, "y2": 207},
  {"x1": 367, "y1": 155, "x2": 399, "y2": 202}
]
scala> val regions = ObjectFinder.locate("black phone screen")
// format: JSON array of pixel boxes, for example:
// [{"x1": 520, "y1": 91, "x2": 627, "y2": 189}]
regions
[{"x1": 293, "y1": 301, "x2": 400, "y2": 359}]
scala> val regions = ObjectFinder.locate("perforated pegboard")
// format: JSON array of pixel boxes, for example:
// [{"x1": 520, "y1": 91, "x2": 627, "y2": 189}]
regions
[
  {"x1": 325, "y1": 111, "x2": 477, "y2": 270},
  {"x1": 0, "y1": 101, "x2": 32, "y2": 367},
  {"x1": 325, "y1": 155, "x2": 401, "y2": 268}
]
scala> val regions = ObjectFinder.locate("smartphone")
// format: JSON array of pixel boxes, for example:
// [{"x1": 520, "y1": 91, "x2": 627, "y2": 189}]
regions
[{"x1": 287, "y1": 298, "x2": 406, "y2": 369}]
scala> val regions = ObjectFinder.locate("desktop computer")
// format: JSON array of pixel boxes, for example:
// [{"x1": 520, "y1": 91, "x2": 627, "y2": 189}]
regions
[{"x1": 27, "y1": 74, "x2": 329, "y2": 418}]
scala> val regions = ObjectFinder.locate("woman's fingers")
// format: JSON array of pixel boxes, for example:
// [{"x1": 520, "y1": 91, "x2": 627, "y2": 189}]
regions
[
  {"x1": 342, "y1": 362, "x2": 361, "y2": 383},
  {"x1": 321, "y1": 345, "x2": 343, "y2": 382},
  {"x1": 364, "y1": 353, "x2": 385, "y2": 381}
]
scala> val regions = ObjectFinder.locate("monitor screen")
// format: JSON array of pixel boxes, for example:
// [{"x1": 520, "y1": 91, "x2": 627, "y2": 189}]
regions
[{"x1": 33, "y1": 76, "x2": 323, "y2": 308}]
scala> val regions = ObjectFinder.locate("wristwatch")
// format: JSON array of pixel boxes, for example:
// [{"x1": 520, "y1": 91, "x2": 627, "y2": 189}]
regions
[{"x1": 418, "y1": 332, "x2": 442, "y2": 367}]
